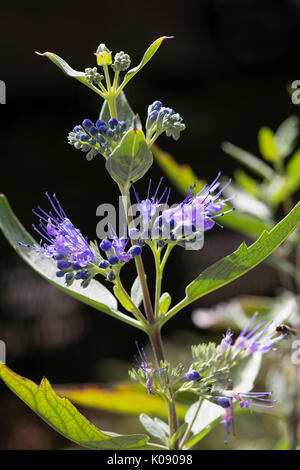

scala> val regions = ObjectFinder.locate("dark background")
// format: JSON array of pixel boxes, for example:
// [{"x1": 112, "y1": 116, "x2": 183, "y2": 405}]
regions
[{"x1": 0, "y1": 0, "x2": 300, "y2": 449}]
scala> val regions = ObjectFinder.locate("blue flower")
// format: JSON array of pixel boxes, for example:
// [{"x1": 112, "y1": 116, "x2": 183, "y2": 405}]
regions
[
  {"x1": 98, "y1": 225, "x2": 144, "y2": 278},
  {"x1": 218, "y1": 390, "x2": 275, "y2": 443},
  {"x1": 20, "y1": 193, "x2": 98, "y2": 286},
  {"x1": 185, "y1": 370, "x2": 201, "y2": 381},
  {"x1": 219, "y1": 329, "x2": 234, "y2": 353},
  {"x1": 234, "y1": 312, "x2": 287, "y2": 356},
  {"x1": 132, "y1": 178, "x2": 170, "y2": 229},
  {"x1": 146, "y1": 100, "x2": 185, "y2": 142}
]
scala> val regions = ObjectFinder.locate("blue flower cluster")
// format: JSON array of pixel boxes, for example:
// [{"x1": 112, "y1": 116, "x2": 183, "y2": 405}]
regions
[
  {"x1": 20, "y1": 194, "x2": 100, "y2": 288},
  {"x1": 146, "y1": 100, "x2": 186, "y2": 142},
  {"x1": 99, "y1": 226, "x2": 142, "y2": 282},
  {"x1": 129, "y1": 175, "x2": 234, "y2": 250},
  {"x1": 68, "y1": 118, "x2": 127, "y2": 160}
]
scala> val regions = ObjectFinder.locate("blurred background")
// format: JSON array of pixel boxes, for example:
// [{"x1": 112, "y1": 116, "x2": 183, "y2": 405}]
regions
[{"x1": 1, "y1": 0, "x2": 300, "y2": 449}]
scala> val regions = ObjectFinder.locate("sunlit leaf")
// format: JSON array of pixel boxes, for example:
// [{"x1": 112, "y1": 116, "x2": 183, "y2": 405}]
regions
[
  {"x1": 106, "y1": 129, "x2": 153, "y2": 189},
  {"x1": 56, "y1": 382, "x2": 188, "y2": 419},
  {"x1": 36, "y1": 51, "x2": 103, "y2": 96},
  {"x1": 0, "y1": 364, "x2": 148, "y2": 450}
]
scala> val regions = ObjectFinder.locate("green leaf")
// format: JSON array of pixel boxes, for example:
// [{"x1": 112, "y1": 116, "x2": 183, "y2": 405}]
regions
[
  {"x1": 0, "y1": 364, "x2": 148, "y2": 450},
  {"x1": 258, "y1": 126, "x2": 279, "y2": 161},
  {"x1": 105, "y1": 129, "x2": 153, "y2": 189},
  {"x1": 130, "y1": 276, "x2": 143, "y2": 309},
  {"x1": 234, "y1": 169, "x2": 260, "y2": 197},
  {"x1": 159, "y1": 292, "x2": 172, "y2": 315},
  {"x1": 152, "y1": 144, "x2": 271, "y2": 239},
  {"x1": 118, "y1": 37, "x2": 172, "y2": 91},
  {"x1": 275, "y1": 116, "x2": 299, "y2": 158},
  {"x1": 57, "y1": 382, "x2": 188, "y2": 419},
  {"x1": 222, "y1": 141, "x2": 275, "y2": 180},
  {"x1": 36, "y1": 51, "x2": 103, "y2": 97},
  {"x1": 0, "y1": 194, "x2": 143, "y2": 331},
  {"x1": 113, "y1": 286, "x2": 134, "y2": 312},
  {"x1": 140, "y1": 414, "x2": 168, "y2": 443},
  {"x1": 99, "y1": 91, "x2": 142, "y2": 129}
]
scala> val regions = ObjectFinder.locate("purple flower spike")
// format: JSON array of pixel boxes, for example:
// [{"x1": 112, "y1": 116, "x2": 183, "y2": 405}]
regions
[
  {"x1": 21, "y1": 194, "x2": 97, "y2": 270},
  {"x1": 132, "y1": 178, "x2": 170, "y2": 228},
  {"x1": 219, "y1": 329, "x2": 233, "y2": 353},
  {"x1": 234, "y1": 313, "x2": 286, "y2": 356},
  {"x1": 134, "y1": 342, "x2": 166, "y2": 395}
]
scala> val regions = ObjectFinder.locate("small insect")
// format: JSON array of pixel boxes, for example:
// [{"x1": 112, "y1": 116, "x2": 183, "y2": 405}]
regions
[{"x1": 276, "y1": 324, "x2": 300, "y2": 336}]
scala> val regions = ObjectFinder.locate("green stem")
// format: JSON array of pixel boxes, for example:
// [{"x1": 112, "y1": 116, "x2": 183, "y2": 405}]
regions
[
  {"x1": 179, "y1": 397, "x2": 203, "y2": 449},
  {"x1": 153, "y1": 244, "x2": 174, "y2": 319},
  {"x1": 115, "y1": 273, "x2": 147, "y2": 326},
  {"x1": 119, "y1": 188, "x2": 155, "y2": 324},
  {"x1": 103, "y1": 64, "x2": 112, "y2": 93},
  {"x1": 112, "y1": 71, "x2": 120, "y2": 92},
  {"x1": 153, "y1": 248, "x2": 162, "y2": 318},
  {"x1": 107, "y1": 96, "x2": 118, "y2": 120}
]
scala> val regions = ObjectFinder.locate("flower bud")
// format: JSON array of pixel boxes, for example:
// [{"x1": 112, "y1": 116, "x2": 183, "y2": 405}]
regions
[{"x1": 96, "y1": 44, "x2": 112, "y2": 66}]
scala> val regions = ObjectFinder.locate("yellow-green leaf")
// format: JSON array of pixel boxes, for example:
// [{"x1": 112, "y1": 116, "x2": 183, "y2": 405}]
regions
[
  {"x1": 258, "y1": 126, "x2": 279, "y2": 161},
  {"x1": 0, "y1": 364, "x2": 148, "y2": 449},
  {"x1": 56, "y1": 382, "x2": 188, "y2": 419}
]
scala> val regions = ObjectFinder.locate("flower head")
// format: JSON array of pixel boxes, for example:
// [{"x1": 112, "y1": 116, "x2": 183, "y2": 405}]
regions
[
  {"x1": 146, "y1": 100, "x2": 185, "y2": 141},
  {"x1": 68, "y1": 118, "x2": 127, "y2": 160},
  {"x1": 134, "y1": 343, "x2": 166, "y2": 395},
  {"x1": 217, "y1": 390, "x2": 275, "y2": 443},
  {"x1": 234, "y1": 312, "x2": 287, "y2": 356},
  {"x1": 99, "y1": 225, "x2": 142, "y2": 270},
  {"x1": 20, "y1": 193, "x2": 98, "y2": 286},
  {"x1": 219, "y1": 329, "x2": 234, "y2": 354}
]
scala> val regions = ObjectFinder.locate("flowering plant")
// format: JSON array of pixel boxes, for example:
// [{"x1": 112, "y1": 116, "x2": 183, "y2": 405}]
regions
[{"x1": 0, "y1": 37, "x2": 300, "y2": 450}]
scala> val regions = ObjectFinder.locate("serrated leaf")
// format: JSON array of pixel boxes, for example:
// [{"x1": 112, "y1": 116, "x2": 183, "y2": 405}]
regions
[
  {"x1": 258, "y1": 126, "x2": 279, "y2": 161},
  {"x1": 57, "y1": 382, "x2": 188, "y2": 419},
  {"x1": 0, "y1": 364, "x2": 148, "y2": 450},
  {"x1": 0, "y1": 194, "x2": 143, "y2": 330},
  {"x1": 36, "y1": 52, "x2": 103, "y2": 96},
  {"x1": 184, "y1": 201, "x2": 300, "y2": 304},
  {"x1": 119, "y1": 37, "x2": 172, "y2": 91},
  {"x1": 130, "y1": 276, "x2": 143, "y2": 309},
  {"x1": 222, "y1": 141, "x2": 274, "y2": 180},
  {"x1": 99, "y1": 91, "x2": 142, "y2": 129},
  {"x1": 105, "y1": 129, "x2": 153, "y2": 189}
]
